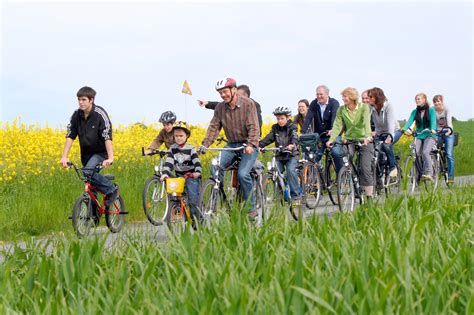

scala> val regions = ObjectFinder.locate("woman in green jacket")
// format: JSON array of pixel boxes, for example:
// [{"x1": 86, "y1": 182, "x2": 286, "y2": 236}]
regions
[
  {"x1": 403, "y1": 93, "x2": 437, "y2": 181},
  {"x1": 327, "y1": 87, "x2": 374, "y2": 198}
]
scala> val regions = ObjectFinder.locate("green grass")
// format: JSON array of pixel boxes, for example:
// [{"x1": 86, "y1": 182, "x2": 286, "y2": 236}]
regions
[{"x1": 1, "y1": 186, "x2": 472, "y2": 313}]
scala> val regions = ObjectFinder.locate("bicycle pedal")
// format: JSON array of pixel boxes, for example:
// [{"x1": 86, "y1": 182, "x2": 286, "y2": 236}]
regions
[
  {"x1": 68, "y1": 216, "x2": 72, "y2": 219},
  {"x1": 119, "y1": 211, "x2": 129, "y2": 215}
]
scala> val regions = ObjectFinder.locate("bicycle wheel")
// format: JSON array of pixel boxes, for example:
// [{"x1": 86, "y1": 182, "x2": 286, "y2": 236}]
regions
[
  {"x1": 440, "y1": 154, "x2": 449, "y2": 187},
  {"x1": 199, "y1": 179, "x2": 225, "y2": 222},
  {"x1": 142, "y1": 175, "x2": 167, "y2": 226},
  {"x1": 301, "y1": 163, "x2": 321, "y2": 209},
  {"x1": 262, "y1": 174, "x2": 284, "y2": 216},
  {"x1": 404, "y1": 155, "x2": 417, "y2": 193},
  {"x1": 431, "y1": 154, "x2": 440, "y2": 190},
  {"x1": 105, "y1": 195, "x2": 125, "y2": 233},
  {"x1": 72, "y1": 193, "x2": 93, "y2": 238},
  {"x1": 165, "y1": 201, "x2": 185, "y2": 234},
  {"x1": 337, "y1": 166, "x2": 355, "y2": 213},
  {"x1": 385, "y1": 164, "x2": 402, "y2": 196},
  {"x1": 324, "y1": 158, "x2": 338, "y2": 205},
  {"x1": 254, "y1": 176, "x2": 265, "y2": 225}
]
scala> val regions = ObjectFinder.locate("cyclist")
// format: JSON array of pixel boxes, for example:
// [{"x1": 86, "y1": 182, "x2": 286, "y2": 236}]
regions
[
  {"x1": 161, "y1": 121, "x2": 202, "y2": 219},
  {"x1": 200, "y1": 77, "x2": 260, "y2": 218},
  {"x1": 144, "y1": 111, "x2": 176, "y2": 154},
  {"x1": 197, "y1": 84, "x2": 263, "y2": 134},
  {"x1": 259, "y1": 106, "x2": 303, "y2": 202},
  {"x1": 433, "y1": 94, "x2": 455, "y2": 184},
  {"x1": 362, "y1": 90, "x2": 370, "y2": 104},
  {"x1": 402, "y1": 93, "x2": 437, "y2": 181},
  {"x1": 301, "y1": 85, "x2": 342, "y2": 168},
  {"x1": 327, "y1": 87, "x2": 375, "y2": 198},
  {"x1": 368, "y1": 87, "x2": 399, "y2": 177},
  {"x1": 294, "y1": 99, "x2": 311, "y2": 132},
  {"x1": 60, "y1": 86, "x2": 118, "y2": 209}
]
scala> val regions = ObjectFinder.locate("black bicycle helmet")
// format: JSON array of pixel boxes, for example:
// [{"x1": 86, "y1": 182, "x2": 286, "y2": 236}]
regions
[
  {"x1": 159, "y1": 111, "x2": 177, "y2": 123},
  {"x1": 272, "y1": 106, "x2": 292, "y2": 116}
]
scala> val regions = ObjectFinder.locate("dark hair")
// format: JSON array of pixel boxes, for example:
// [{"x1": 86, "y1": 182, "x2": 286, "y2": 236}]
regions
[
  {"x1": 237, "y1": 85, "x2": 251, "y2": 97},
  {"x1": 298, "y1": 99, "x2": 310, "y2": 107},
  {"x1": 433, "y1": 94, "x2": 444, "y2": 103},
  {"x1": 368, "y1": 87, "x2": 387, "y2": 109},
  {"x1": 77, "y1": 86, "x2": 96, "y2": 101}
]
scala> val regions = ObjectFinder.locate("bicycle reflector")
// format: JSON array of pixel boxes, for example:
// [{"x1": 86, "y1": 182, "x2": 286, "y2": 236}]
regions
[
  {"x1": 266, "y1": 161, "x2": 272, "y2": 171},
  {"x1": 166, "y1": 178, "x2": 186, "y2": 195},
  {"x1": 154, "y1": 165, "x2": 160, "y2": 173},
  {"x1": 211, "y1": 158, "x2": 219, "y2": 166}
]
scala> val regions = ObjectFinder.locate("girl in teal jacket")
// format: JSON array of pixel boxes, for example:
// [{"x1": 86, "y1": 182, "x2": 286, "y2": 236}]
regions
[{"x1": 403, "y1": 93, "x2": 437, "y2": 181}]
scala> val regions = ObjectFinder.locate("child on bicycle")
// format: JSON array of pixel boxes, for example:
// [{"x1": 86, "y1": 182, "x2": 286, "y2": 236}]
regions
[
  {"x1": 161, "y1": 121, "x2": 202, "y2": 219},
  {"x1": 144, "y1": 111, "x2": 176, "y2": 154},
  {"x1": 259, "y1": 106, "x2": 303, "y2": 202}
]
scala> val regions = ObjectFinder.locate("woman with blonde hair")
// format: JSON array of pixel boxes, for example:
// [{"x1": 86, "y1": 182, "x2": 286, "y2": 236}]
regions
[
  {"x1": 402, "y1": 93, "x2": 437, "y2": 181},
  {"x1": 433, "y1": 94, "x2": 455, "y2": 183},
  {"x1": 327, "y1": 87, "x2": 374, "y2": 198}
]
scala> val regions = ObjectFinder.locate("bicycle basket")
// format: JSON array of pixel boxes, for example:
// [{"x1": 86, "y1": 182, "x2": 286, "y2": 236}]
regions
[
  {"x1": 299, "y1": 133, "x2": 320, "y2": 153},
  {"x1": 166, "y1": 177, "x2": 186, "y2": 195},
  {"x1": 453, "y1": 132, "x2": 459, "y2": 146}
]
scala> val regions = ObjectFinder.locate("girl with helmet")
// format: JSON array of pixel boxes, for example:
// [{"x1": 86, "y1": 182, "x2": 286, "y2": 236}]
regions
[
  {"x1": 144, "y1": 111, "x2": 177, "y2": 154},
  {"x1": 161, "y1": 121, "x2": 202, "y2": 220},
  {"x1": 259, "y1": 106, "x2": 303, "y2": 202}
]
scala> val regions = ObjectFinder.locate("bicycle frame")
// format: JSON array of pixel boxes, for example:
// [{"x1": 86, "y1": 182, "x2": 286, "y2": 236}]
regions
[
  {"x1": 262, "y1": 147, "x2": 288, "y2": 199},
  {"x1": 337, "y1": 141, "x2": 365, "y2": 198}
]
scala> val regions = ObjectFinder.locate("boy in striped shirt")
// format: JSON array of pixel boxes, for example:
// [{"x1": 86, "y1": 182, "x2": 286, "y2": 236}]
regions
[{"x1": 161, "y1": 121, "x2": 202, "y2": 219}]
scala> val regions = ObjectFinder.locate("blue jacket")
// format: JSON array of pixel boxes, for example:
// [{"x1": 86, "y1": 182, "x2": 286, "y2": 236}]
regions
[{"x1": 301, "y1": 97, "x2": 340, "y2": 135}]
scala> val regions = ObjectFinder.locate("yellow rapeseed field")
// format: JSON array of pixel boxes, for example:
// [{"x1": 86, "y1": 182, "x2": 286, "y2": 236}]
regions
[{"x1": 0, "y1": 118, "x2": 274, "y2": 183}]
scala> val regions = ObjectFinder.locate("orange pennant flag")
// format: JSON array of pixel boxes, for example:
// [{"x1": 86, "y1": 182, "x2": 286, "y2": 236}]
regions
[{"x1": 181, "y1": 80, "x2": 192, "y2": 96}]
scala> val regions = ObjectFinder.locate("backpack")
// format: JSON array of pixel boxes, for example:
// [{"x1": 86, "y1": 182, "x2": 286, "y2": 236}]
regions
[{"x1": 298, "y1": 133, "x2": 320, "y2": 153}]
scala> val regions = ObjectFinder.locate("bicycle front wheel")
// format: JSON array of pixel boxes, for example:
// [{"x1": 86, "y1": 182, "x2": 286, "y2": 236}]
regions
[
  {"x1": 199, "y1": 179, "x2": 225, "y2": 222},
  {"x1": 254, "y1": 176, "x2": 265, "y2": 225},
  {"x1": 142, "y1": 176, "x2": 167, "y2": 226},
  {"x1": 337, "y1": 166, "x2": 355, "y2": 213},
  {"x1": 404, "y1": 155, "x2": 417, "y2": 193},
  {"x1": 301, "y1": 163, "x2": 321, "y2": 209},
  {"x1": 324, "y1": 158, "x2": 338, "y2": 205},
  {"x1": 72, "y1": 194, "x2": 93, "y2": 238},
  {"x1": 165, "y1": 201, "x2": 185, "y2": 234},
  {"x1": 106, "y1": 195, "x2": 125, "y2": 233},
  {"x1": 385, "y1": 164, "x2": 402, "y2": 196},
  {"x1": 262, "y1": 174, "x2": 284, "y2": 217}
]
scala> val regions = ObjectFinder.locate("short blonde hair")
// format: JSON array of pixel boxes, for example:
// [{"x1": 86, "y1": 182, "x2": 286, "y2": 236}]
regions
[{"x1": 341, "y1": 87, "x2": 359, "y2": 103}]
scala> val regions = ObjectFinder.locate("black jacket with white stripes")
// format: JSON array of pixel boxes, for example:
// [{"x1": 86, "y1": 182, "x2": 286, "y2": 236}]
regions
[
  {"x1": 66, "y1": 104, "x2": 113, "y2": 165},
  {"x1": 163, "y1": 143, "x2": 202, "y2": 177}
]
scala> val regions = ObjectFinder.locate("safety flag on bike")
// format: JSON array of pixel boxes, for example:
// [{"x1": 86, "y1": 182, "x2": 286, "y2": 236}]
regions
[{"x1": 181, "y1": 80, "x2": 192, "y2": 96}]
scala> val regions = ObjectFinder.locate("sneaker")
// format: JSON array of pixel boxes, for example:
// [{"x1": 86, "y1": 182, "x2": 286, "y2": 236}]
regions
[
  {"x1": 389, "y1": 167, "x2": 398, "y2": 177},
  {"x1": 248, "y1": 210, "x2": 258, "y2": 220},
  {"x1": 421, "y1": 174, "x2": 434, "y2": 182},
  {"x1": 447, "y1": 178, "x2": 454, "y2": 186},
  {"x1": 104, "y1": 189, "x2": 119, "y2": 210},
  {"x1": 291, "y1": 196, "x2": 303, "y2": 207}
]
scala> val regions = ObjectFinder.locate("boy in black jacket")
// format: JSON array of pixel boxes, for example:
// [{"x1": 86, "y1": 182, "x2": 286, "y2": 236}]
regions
[{"x1": 259, "y1": 106, "x2": 302, "y2": 201}]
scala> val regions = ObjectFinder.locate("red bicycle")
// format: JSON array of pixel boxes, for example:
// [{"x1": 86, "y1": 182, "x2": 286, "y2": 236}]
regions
[{"x1": 68, "y1": 162, "x2": 127, "y2": 237}]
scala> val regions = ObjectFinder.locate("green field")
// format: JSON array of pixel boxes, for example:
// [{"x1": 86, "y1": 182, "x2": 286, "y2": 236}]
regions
[{"x1": 1, "y1": 186, "x2": 472, "y2": 313}]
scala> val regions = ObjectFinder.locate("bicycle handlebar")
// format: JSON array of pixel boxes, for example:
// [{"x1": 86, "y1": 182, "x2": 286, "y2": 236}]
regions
[
  {"x1": 261, "y1": 146, "x2": 293, "y2": 154},
  {"x1": 205, "y1": 145, "x2": 246, "y2": 152},
  {"x1": 142, "y1": 147, "x2": 168, "y2": 157},
  {"x1": 374, "y1": 132, "x2": 393, "y2": 142},
  {"x1": 437, "y1": 127, "x2": 453, "y2": 137}
]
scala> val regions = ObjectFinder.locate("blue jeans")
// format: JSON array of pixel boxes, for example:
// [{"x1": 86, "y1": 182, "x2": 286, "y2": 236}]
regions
[
  {"x1": 211, "y1": 143, "x2": 259, "y2": 211},
  {"x1": 438, "y1": 134, "x2": 455, "y2": 179},
  {"x1": 185, "y1": 177, "x2": 201, "y2": 218},
  {"x1": 328, "y1": 137, "x2": 345, "y2": 174},
  {"x1": 276, "y1": 158, "x2": 302, "y2": 198},
  {"x1": 375, "y1": 136, "x2": 396, "y2": 170},
  {"x1": 82, "y1": 154, "x2": 116, "y2": 195}
]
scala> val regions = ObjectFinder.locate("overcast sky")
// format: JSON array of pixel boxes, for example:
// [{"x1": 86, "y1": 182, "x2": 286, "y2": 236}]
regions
[{"x1": 1, "y1": 0, "x2": 472, "y2": 128}]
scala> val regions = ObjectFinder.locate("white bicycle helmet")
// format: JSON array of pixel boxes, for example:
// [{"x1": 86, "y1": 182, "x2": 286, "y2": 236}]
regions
[{"x1": 215, "y1": 77, "x2": 237, "y2": 91}]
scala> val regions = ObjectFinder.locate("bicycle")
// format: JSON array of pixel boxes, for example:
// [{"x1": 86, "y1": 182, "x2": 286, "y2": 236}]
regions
[
  {"x1": 314, "y1": 131, "x2": 338, "y2": 205},
  {"x1": 68, "y1": 162, "x2": 127, "y2": 238},
  {"x1": 141, "y1": 147, "x2": 169, "y2": 226},
  {"x1": 261, "y1": 147, "x2": 305, "y2": 220},
  {"x1": 199, "y1": 143, "x2": 265, "y2": 224},
  {"x1": 404, "y1": 129, "x2": 439, "y2": 193},
  {"x1": 435, "y1": 127, "x2": 454, "y2": 188},
  {"x1": 164, "y1": 173, "x2": 201, "y2": 233},
  {"x1": 333, "y1": 141, "x2": 369, "y2": 213},
  {"x1": 373, "y1": 133, "x2": 402, "y2": 197}
]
